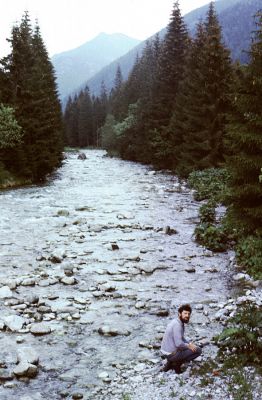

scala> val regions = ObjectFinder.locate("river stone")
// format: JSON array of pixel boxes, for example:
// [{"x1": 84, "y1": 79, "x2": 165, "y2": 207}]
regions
[
  {"x1": 1, "y1": 279, "x2": 17, "y2": 290},
  {"x1": 0, "y1": 368, "x2": 14, "y2": 381},
  {"x1": 30, "y1": 322, "x2": 51, "y2": 335},
  {"x1": 77, "y1": 152, "x2": 87, "y2": 160},
  {"x1": 185, "y1": 267, "x2": 196, "y2": 273},
  {"x1": 72, "y1": 393, "x2": 84, "y2": 399},
  {"x1": 57, "y1": 209, "x2": 69, "y2": 217},
  {"x1": 98, "y1": 325, "x2": 131, "y2": 337},
  {"x1": 0, "y1": 286, "x2": 13, "y2": 298},
  {"x1": 98, "y1": 371, "x2": 109, "y2": 379},
  {"x1": 17, "y1": 348, "x2": 39, "y2": 365},
  {"x1": 233, "y1": 273, "x2": 250, "y2": 281},
  {"x1": 21, "y1": 278, "x2": 36, "y2": 286},
  {"x1": 4, "y1": 315, "x2": 26, "y2": 331},
  {"x1": 25, "y1": 295, "x2": 39, "y2": 304},
  {"x1": 13, "y1": 361, "x2": 38, "y2": 378},
  {"x1": 61, "y1": 276, "x2": 76, "y2": 285}
]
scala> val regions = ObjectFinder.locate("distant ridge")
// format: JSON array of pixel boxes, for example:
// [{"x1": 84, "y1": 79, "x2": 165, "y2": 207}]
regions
[
  {"x1": 81, "y1": 0, "x2": 260, "y2": 97},
  {"x1": 52, "y1": 33, "x2": 141, "y2": 99}
]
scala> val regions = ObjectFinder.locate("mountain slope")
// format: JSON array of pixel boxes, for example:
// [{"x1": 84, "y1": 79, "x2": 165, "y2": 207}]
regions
[
  {"x1": 83, "y1": 0, "x2": 260, "y2": 96},
  {"x1": 52, "y1": 33, "x2": 141, "y2": 99}
]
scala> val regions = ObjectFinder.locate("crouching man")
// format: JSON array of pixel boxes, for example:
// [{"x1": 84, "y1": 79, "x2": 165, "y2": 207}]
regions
[{"x1": 160, "y1": 303, "x2": 202, "y2": 373}]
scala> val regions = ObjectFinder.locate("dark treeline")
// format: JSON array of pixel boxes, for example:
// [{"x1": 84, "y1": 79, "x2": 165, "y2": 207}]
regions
[
  {"x1": 63, "y1": 81, "x2": 108, "y2": 147},
  {"x1": 64, "y1": 1, "x2": 262, "y2": 275},
  {"x1": 0, "y1": 12, "x2": 63, "y2": 183}
]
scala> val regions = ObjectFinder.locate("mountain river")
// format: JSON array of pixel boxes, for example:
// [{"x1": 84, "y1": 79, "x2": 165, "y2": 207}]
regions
[{"x1": 0, "y1": 150, "x2": 236, "y2": 399}]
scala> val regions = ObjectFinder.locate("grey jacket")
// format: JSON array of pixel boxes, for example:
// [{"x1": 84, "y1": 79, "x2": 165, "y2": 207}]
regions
[{"x1": 161, "y1": 317, "x2": 189, "y2": 354}]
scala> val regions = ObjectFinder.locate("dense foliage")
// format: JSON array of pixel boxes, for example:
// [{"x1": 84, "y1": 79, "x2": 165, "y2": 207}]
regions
[
  {"x1": 216, "y1": 303, "x2": 262, "y2": 368},
  {"x1": 0, "y1": 13, "x2": 63, "y2": 183}
]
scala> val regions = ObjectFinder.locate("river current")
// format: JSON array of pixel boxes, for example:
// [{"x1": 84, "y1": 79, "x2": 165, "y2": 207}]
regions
[{"x1": 0, "y1": 150, "x2": 233, "y2": 399}]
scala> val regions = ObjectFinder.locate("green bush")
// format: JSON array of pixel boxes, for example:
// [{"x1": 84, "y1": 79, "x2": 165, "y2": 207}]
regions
[
  {"x1": 235, "y1": 236, "x2": 262, "y2": 280},
  {"x1": 195, "y1": 223, "x2": 228, "y2": 252},
  {"x1": 199, "y1": 200, "x2": 216, "y2": 224},
  {"x1": 215, "y1": 303, "x2": 262, "y2": 368},
  {"x1": 188, "y1": 168, "x2": 230, "y2": 202}
]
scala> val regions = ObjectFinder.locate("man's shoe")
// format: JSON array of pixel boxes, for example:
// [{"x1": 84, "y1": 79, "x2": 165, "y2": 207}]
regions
[
  {"x1": 161, "y1": 361, "x2": 172, "y2": 372},
  {"x1": 174, "y1": 365, "x2": 183, "y2": 374}
]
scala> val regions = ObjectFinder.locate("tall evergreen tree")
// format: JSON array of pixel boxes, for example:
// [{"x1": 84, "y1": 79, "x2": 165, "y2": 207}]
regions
[
  {"x1": 146, "y1": 1, "x2": 189, "y2": 167},
  {"x1": 30, "y1": 23, "x2": 64, "y2": 179},
  {"x1": 78, "y1": 86, "x2": 93, "y2": 147},
  {"x1": 64, "y1": 95, "x2": 79, "y2": 147},
  {"x1": 110, "y1": 64, "x2": 125, "y2": 120},
  {"x1": 1, "y1": 12, "x2": 63, "y2": 181},
  {"x1": 226, "y1": 10, "x2": 262, "y2": 233},
  {"x1": 167, "y1": 2, "x2": 232, "y2": 176}
]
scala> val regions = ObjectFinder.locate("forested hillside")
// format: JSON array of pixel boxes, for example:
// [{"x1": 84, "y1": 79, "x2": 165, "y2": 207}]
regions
[{"x1": 0, "y1": 13, "x2": 63, "y2": 185}]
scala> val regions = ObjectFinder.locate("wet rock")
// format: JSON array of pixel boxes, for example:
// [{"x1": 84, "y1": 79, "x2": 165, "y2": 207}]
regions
[
  {"x1": 77, "y1": 152, "x2": 87, "y2": 160},
  {"x1": 99, "y1": 282, "x2": 116, "y2": 292},
  {"x1": 72, "y1": 393, "x2": 84, "y2": 399},
  {"x1": 49, "y1": 249, "x2": 66, "y2": 263},
  {"x1": 0, "y1": 285, "x2": 13, "y2": 298},
  {"x1": 61, "y1": 276, "x2": 76, "y2": 285},
  {"x1": 152, "y1": 308, "x2": 169, "y2": 317},
  {"x1": 164, "y1": 226, "x2": 178, "y2": 235},
  {"x1": 137, "y1": 265, "x2": 162, "y2": 274},
  {"x1": 57, "y1": 209, "x2": 70, "y2": 217},
  {"x1": 98, "y1": 371, "x2": 109, "y2": 381},
  {"x1": 185, "y1": 267, "x2": 196, "y2": 273},
  {"x1": 13, "y1": 362, "x2": 38, "y2": 378},
  {"x1": 0, "y1": 279, "x2": 17, "y2": 289},
  {"x1": 205, "y1": 267, "x2": 218, "y2": 273},
  {"x1": 21, "y1": 278, "x2": 36, "y2": 286},
  {"x1": 25, "y1": 295, "x2": 39, "y2": 304},
  {"x1": 30, "y1": 322, "x2": 51, "y2": 335},
  {"x1": 98, "y1": 325, "x2": 130, "y2": 337},
  {"x1": 233, "y1": 273, "x2": 251, "y2": 281},
  {"x1": 17, "y1": 348, "x2": 39, "y2": 365},
  {"x1": 4, "y1": 315, "x2": 26, "y2": 331},
  {"x1": 0, "y1": 368, "x2": 14, "y2": 381}
]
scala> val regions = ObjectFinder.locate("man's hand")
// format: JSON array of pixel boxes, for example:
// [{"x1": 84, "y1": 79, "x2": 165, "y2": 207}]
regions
[{"x1": 188, "y1": 343, "x2": 197, "y2": 352}]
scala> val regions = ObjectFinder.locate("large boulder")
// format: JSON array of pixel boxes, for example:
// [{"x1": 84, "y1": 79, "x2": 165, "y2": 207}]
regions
[{"x1": 77, "y1": 152, "x2": 87, "y2": 160}]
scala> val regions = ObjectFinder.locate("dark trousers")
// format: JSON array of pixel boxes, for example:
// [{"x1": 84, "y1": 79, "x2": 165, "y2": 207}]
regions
[{"x1": 166, "y1": 346, "x2": 202, "y2": 367}]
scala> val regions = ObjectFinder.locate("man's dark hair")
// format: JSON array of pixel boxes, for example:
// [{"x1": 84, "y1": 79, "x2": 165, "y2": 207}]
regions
[{"x1": 178, "y1": 304, "x2": 192, "y2": 314}]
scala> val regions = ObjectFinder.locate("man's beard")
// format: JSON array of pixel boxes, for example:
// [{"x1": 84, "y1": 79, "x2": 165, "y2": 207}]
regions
[{"x1": 180, "y1": 316, "x2": 190, "y2": 324}]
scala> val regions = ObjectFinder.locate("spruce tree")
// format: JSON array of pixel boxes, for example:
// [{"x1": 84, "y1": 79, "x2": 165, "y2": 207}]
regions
[
  {"x1": 2, "y1": 12, "x2": 63, "y2": 181},
  {"x1": 64, "y1": 95, "x2": 79, "y2": 147},
  {"x1": 168, "y1": 1, "x2": 232, "y2": 176},
  {"x1": 30, "y1": 23, "x2": 63, "y2": 179},
  {"x1": 78, "y1": 86, "x2": 93, "y2": 147},
  {"x1": 147, "y1": 1, "x2": 189, "y2": 167},
  {"x1": 226, "y1": 10, "x2": 262, "y2": 233},
  {"x1": 110, "y1": 64, "x2": 125, "y2": 120}
]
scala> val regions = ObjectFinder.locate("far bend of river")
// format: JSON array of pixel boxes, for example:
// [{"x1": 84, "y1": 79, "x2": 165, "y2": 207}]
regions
[{"x1": 0, "y1": 150, "x2": 233, "y2": 399}]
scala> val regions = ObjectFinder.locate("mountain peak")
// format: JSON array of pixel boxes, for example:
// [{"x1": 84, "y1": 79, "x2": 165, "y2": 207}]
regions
[{"x1": 52, "y1": 33, "x2": 141, "y2": 99}]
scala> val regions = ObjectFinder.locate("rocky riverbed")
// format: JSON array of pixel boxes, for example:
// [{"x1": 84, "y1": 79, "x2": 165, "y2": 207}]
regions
[{"x1": 0, "y1": 150, "x2": 260, "y2": 399}]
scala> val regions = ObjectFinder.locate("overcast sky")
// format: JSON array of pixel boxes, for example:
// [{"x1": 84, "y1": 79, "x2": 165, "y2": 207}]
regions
[{"x1": 0, "y1": 0, "x2": 211, "y2": 57}]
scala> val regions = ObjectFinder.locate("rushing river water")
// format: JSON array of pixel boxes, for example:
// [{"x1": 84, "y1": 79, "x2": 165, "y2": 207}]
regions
[{"x1": 0, "y1": 150, "x2": 233, "y2": 399}]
